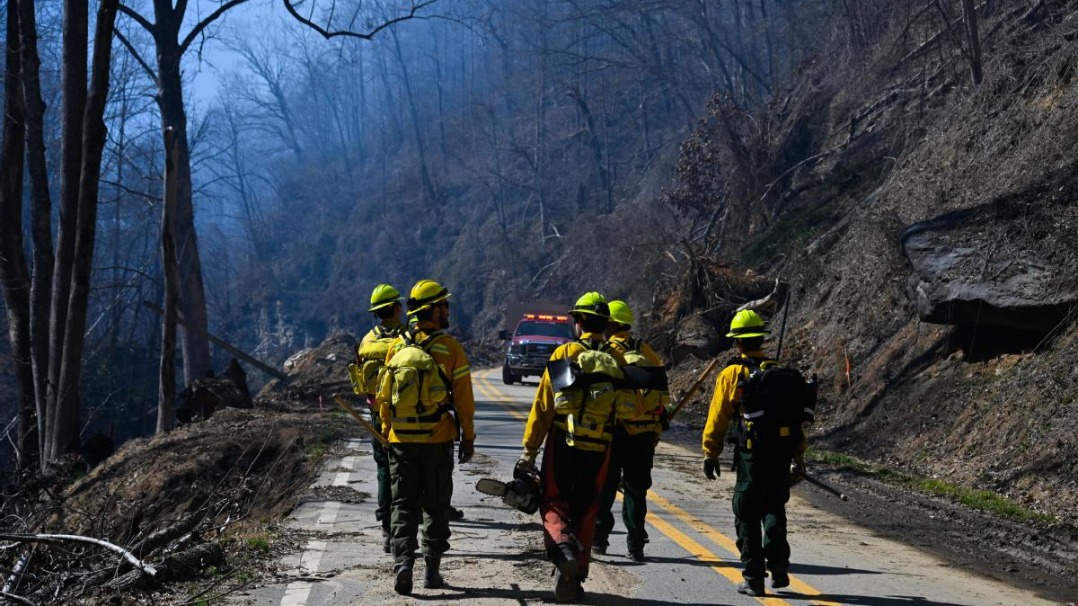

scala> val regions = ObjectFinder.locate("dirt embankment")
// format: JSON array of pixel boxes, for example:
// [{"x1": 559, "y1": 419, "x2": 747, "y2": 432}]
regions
[{"x1": 657, "y1": 2, "x2": 1078, "y2": 534}]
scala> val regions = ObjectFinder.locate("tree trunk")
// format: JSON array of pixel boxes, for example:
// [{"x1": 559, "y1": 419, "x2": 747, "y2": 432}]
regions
[
  {"x1": 156, "y1": 47, "x2": 213, "y2": 387},
  {"x1": 52, "y1": 0, "x2": 120, "y2": 460},
  {"x1": 16, "y1": 0, "x2": 56, "y2": 465},
  {"x1": 48, "y1": 0, "x2": 90, "y2": 462},
  {"x1": 389, "y1": 28, "x2": 438, "y2": 208},
  {"x1": 961, "y1": 0, "x2": 983, "y2": 85},
  {"x1": 158, "y1": 127, "x2": 181, "y2": 434},
  {"x1": 568, "y1": 88, "x2": 612, "y2": 214},
  {"x1": 0, "y1": 0, "x2": 38, "y2": 475},
  {"x1": 534, "y1": 1, "x2": 549, "y2": 242}
]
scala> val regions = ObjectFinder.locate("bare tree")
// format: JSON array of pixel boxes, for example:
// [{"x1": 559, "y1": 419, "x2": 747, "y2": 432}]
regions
[
  {"x1": 17, "y1": 0, "x2": 57, "y2": 462},
  {"x1": 54, "y1": 0, "x2": 122, "y2": 460},
  {"x1": 2, "y1": 0, "x2": 122, "y2": 467},
  {"x1": 115, "y1": 0, "x2": 231, "y2": 392},
  {"x1": 0, "y1": 0, "x2": 36, "y2": 474},
  {"x1": 113, "y1": 0, "x2": 440, "y2": 429},
  {"x1": 114, "y1": 0, "x2": 441, "y2": 394},
  {"x1": 157, "y1": 127, "x2": 181, "y2": 433},
  {"x1": 388, "y1": 26, "x2": 439, "y2": 207}
]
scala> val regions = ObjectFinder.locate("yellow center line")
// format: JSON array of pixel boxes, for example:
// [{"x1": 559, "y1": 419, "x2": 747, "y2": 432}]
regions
[
  {"x1": 474, "y1": 371, "x2": 834, "y2": 604},
  {"x1": 647, "y1": 491, "x2": 841, "y2": 605},
  {"x1": 641, "y1": 502, "x2": 791, "y2": 606},
  {"x1": 473, "y1": 373, "x2": 527, "y2": 420}
]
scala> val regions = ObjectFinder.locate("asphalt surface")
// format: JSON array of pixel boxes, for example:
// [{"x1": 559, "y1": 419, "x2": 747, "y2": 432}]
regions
[{"x1": 227, "y1": 369, "x2": 1069, "y2": 605}]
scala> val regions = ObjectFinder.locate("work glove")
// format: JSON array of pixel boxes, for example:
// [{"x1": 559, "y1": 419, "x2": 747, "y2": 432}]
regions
[
  {"x1": 515, "y1": 448, "x2": 539, "y2": 475},
  {"x1": 789, "y1": 459, "x2": 806, "y2": 487},
  {"x1": 658, "y1": 406, "x2": 671, "y2": 431},
  {"x1": 458, "y1": 438, "x2": 475, "y2": 464},
  {"x1": 703, "y1": 457, "x2": 720, "y2": 480}
]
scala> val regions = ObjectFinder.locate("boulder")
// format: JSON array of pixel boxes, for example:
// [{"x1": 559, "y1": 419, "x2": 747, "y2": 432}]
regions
[
  {"x1": 900, "y1": 197, "x2": 1078, "y2": 335},
  {"x1": 672, "y1": 313, "x2": 722, "y2": 363}
]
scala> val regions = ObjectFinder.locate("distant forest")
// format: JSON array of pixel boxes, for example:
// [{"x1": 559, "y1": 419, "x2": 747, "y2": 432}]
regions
[{"x1": 1, "y1": 1, "x2": 985, "y2": 470}]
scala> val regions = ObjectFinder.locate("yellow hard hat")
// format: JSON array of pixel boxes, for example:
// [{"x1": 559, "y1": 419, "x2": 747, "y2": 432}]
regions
[
  {"x1": 368, "y1": 284, "x2": 401, "y2": 312},
  {"x1": 407, "y1": 279, "x2": 451, "y2": 315},
  {"x1": 569, "y1": 292, "x2": 610, "y2": 318},
  {"x1": 726, "y1": 309, "x2": 770, "y2": 338},
  {"x1": 608, "y1": 300, "x2": 633, "y2": 327}
]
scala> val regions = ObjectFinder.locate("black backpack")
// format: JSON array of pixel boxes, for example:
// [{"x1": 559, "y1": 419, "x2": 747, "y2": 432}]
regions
[{"x1": 729, "y1": 357, "x2": 817, "y2": 451}]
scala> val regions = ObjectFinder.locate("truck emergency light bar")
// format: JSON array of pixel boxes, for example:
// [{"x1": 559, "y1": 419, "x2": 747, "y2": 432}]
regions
[{"x1": 524, "y1": 313, "x2": 570, "y2": 321}]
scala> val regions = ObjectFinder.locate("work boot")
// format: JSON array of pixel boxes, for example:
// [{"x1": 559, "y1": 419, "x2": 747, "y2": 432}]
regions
[
  {"x1": 628, "y1": 547, "x2": 645, "y2": 563},
  {"x1": 736, "y1": 578, "x2": 765, "y2": 597},
  {"x1": 381, "y1": 529, "x2": 391, "y2": 554},
  {"x1": 449, "y1": 506, "x2": 465, "y2": 521},
  {"x1": 554, "y1": 543, "x2": 579, "y2": 578},
  {"x1": 592, "y1": 541, "x2": 608, "y2": 556},
  {"x1": 771, "y1": 570, "x2": 790, "y2": 589},
  {"x1": 393, "y1": 562, "x2": 413, "y2": 595},
  {"x1": 423, "y1": 556, "x2": 445, "y2": 589},
  {"x1": 553, "y1": 569, "x2": 583, "y2": 603}
]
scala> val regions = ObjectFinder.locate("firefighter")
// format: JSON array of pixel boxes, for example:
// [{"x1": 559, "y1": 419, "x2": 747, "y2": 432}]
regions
[
  {"x1": 355, "y1": 284, "x2": 406, "y2": 553},
  {"x1": 594, "y1": 300, "x2": 668, "y2": 562},
  {"x1": 379, "y1": 279, "x2": 476, "y2": 595},
  {"x1": 700, "y1": 309, "x2": 807, "y2": 596},
  {"x1": 516, "y1": 292, "x2": 626, "y2": 602}
]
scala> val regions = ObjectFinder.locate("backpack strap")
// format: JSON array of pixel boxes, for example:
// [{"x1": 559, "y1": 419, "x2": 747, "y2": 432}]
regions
[{"x1": 726, "y1": 356, "x2": 759, "y2": 370}]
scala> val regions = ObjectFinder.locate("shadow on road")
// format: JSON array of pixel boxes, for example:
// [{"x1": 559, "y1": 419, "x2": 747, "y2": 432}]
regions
[
  {"x1": 789, "y1": 562, "x2": 881, "y2": 576},
  {"x1": 452, "y1": 519, "x2": 544, "y2": 532},
  {"x1": 779, "y1": 591, "x2": 973, "y2": 606},
  {"x1": 411, "y1": 583, "x2": 722, "y2": 605},
  {"x1": 598, "y1": 553, "x2": 739, "y2": 570}
]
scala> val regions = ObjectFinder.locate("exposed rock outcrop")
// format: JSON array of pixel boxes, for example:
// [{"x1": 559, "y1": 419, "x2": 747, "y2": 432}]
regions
[{"x1": 901, "y1": 195, "x2": 1078, "y2": 336}]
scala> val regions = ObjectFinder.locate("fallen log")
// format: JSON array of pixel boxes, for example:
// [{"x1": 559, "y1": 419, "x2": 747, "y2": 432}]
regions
[
  {"x1": 142, "y1": 301, "x2": 289, "y2": 381},
  {"x1": 0, "y1": 533, "x2": 157, "y2": 577}
]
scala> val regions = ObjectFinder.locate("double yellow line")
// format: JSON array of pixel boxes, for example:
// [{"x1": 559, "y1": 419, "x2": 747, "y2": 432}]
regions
[{"x1": 473, "y1": 371, "x2": 839, "y2": 605}]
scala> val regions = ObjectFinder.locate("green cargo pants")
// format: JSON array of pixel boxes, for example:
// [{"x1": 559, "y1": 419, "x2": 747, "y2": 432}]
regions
[
  {"x1": 595, "y1": 426, "x2": 656, "y2": 552},
  {"x1": 388, "y1": 441, "x2": 455, "y2": 567},
  {"x1": 732, "y1": 449, "x2": 792, "y2": 582},
  {"x1": 371, "y1": 411, "x2": 391, "y2": 536}
]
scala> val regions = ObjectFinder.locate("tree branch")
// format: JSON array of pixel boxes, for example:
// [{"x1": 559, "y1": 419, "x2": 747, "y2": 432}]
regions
[
  {"x1": 179, "y1": 0, "x2": 255, "y2": 54},
  {"x1": 0, "y1": 534, "x2": 158, "y2": 577},
  {"x1": 0, "y1": 590, "x2": 36, "y2": 606},
  {"x1": 283, "y1": 0, "x2": 438, "y2": 40},
  {"x1": 114, "y1": 29, "x2": 156, "y2": 81},
  {"x1": 117, "y1": 3, "x2": 155, "y2": 34}
]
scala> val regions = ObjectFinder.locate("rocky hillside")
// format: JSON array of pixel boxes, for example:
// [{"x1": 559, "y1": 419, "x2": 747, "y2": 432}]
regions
[{"x1": 662, "y1": 2, "x2": 1078, "y2": 525}]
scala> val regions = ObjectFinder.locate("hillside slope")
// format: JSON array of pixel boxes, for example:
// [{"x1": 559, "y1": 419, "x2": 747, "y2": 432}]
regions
[{"x1": 665, "y1": 2, "x2": 1078, "y2": 525}]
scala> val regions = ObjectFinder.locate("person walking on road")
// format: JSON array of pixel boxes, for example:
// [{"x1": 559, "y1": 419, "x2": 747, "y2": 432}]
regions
[
  {"x1": 594, "y1": 300, "x2": 669, "y2": 562},
  {"x1": 353, "y1": 284, "x2": 406, "y2": 553},
  {"x1": 516, "y1": 292, "x2": 627, "y2": 602},
  {"x1": 701, "y1": 309, "x2": 808, "y2": 597},
  {"x1": 379, "y1": 279, "x2": 476, "y2": 595}
]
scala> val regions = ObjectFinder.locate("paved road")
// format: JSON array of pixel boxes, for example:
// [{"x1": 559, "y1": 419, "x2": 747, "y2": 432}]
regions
[{"x1": 229, "y1": 369, "x2": 1066, "y2": 606}]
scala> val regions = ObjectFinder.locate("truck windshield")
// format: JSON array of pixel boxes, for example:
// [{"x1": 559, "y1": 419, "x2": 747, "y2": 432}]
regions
[{"x1": 515, "y1": 321, "x2": 574, "y2": 339}]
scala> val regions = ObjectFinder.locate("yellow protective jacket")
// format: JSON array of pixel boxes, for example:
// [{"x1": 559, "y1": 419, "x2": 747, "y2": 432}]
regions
[
  {"x1": 522, "y1": 332, "x2": 627, "y2": 453},
  {"x1": 379, "y1": 321, "x2": 476, "y2": 444},
  {"x1": 356, "y1": 318, "x2": 404, "y2": 365},
  {"x1": 607, "y1": 331, "x2": 667, "y2": 435},
  {"x1": 353, "y1": 319, "x2": 404, "y2": 397},
  {"x1": 701, "y1": 349, "x2": 808, "y2": 460}
]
